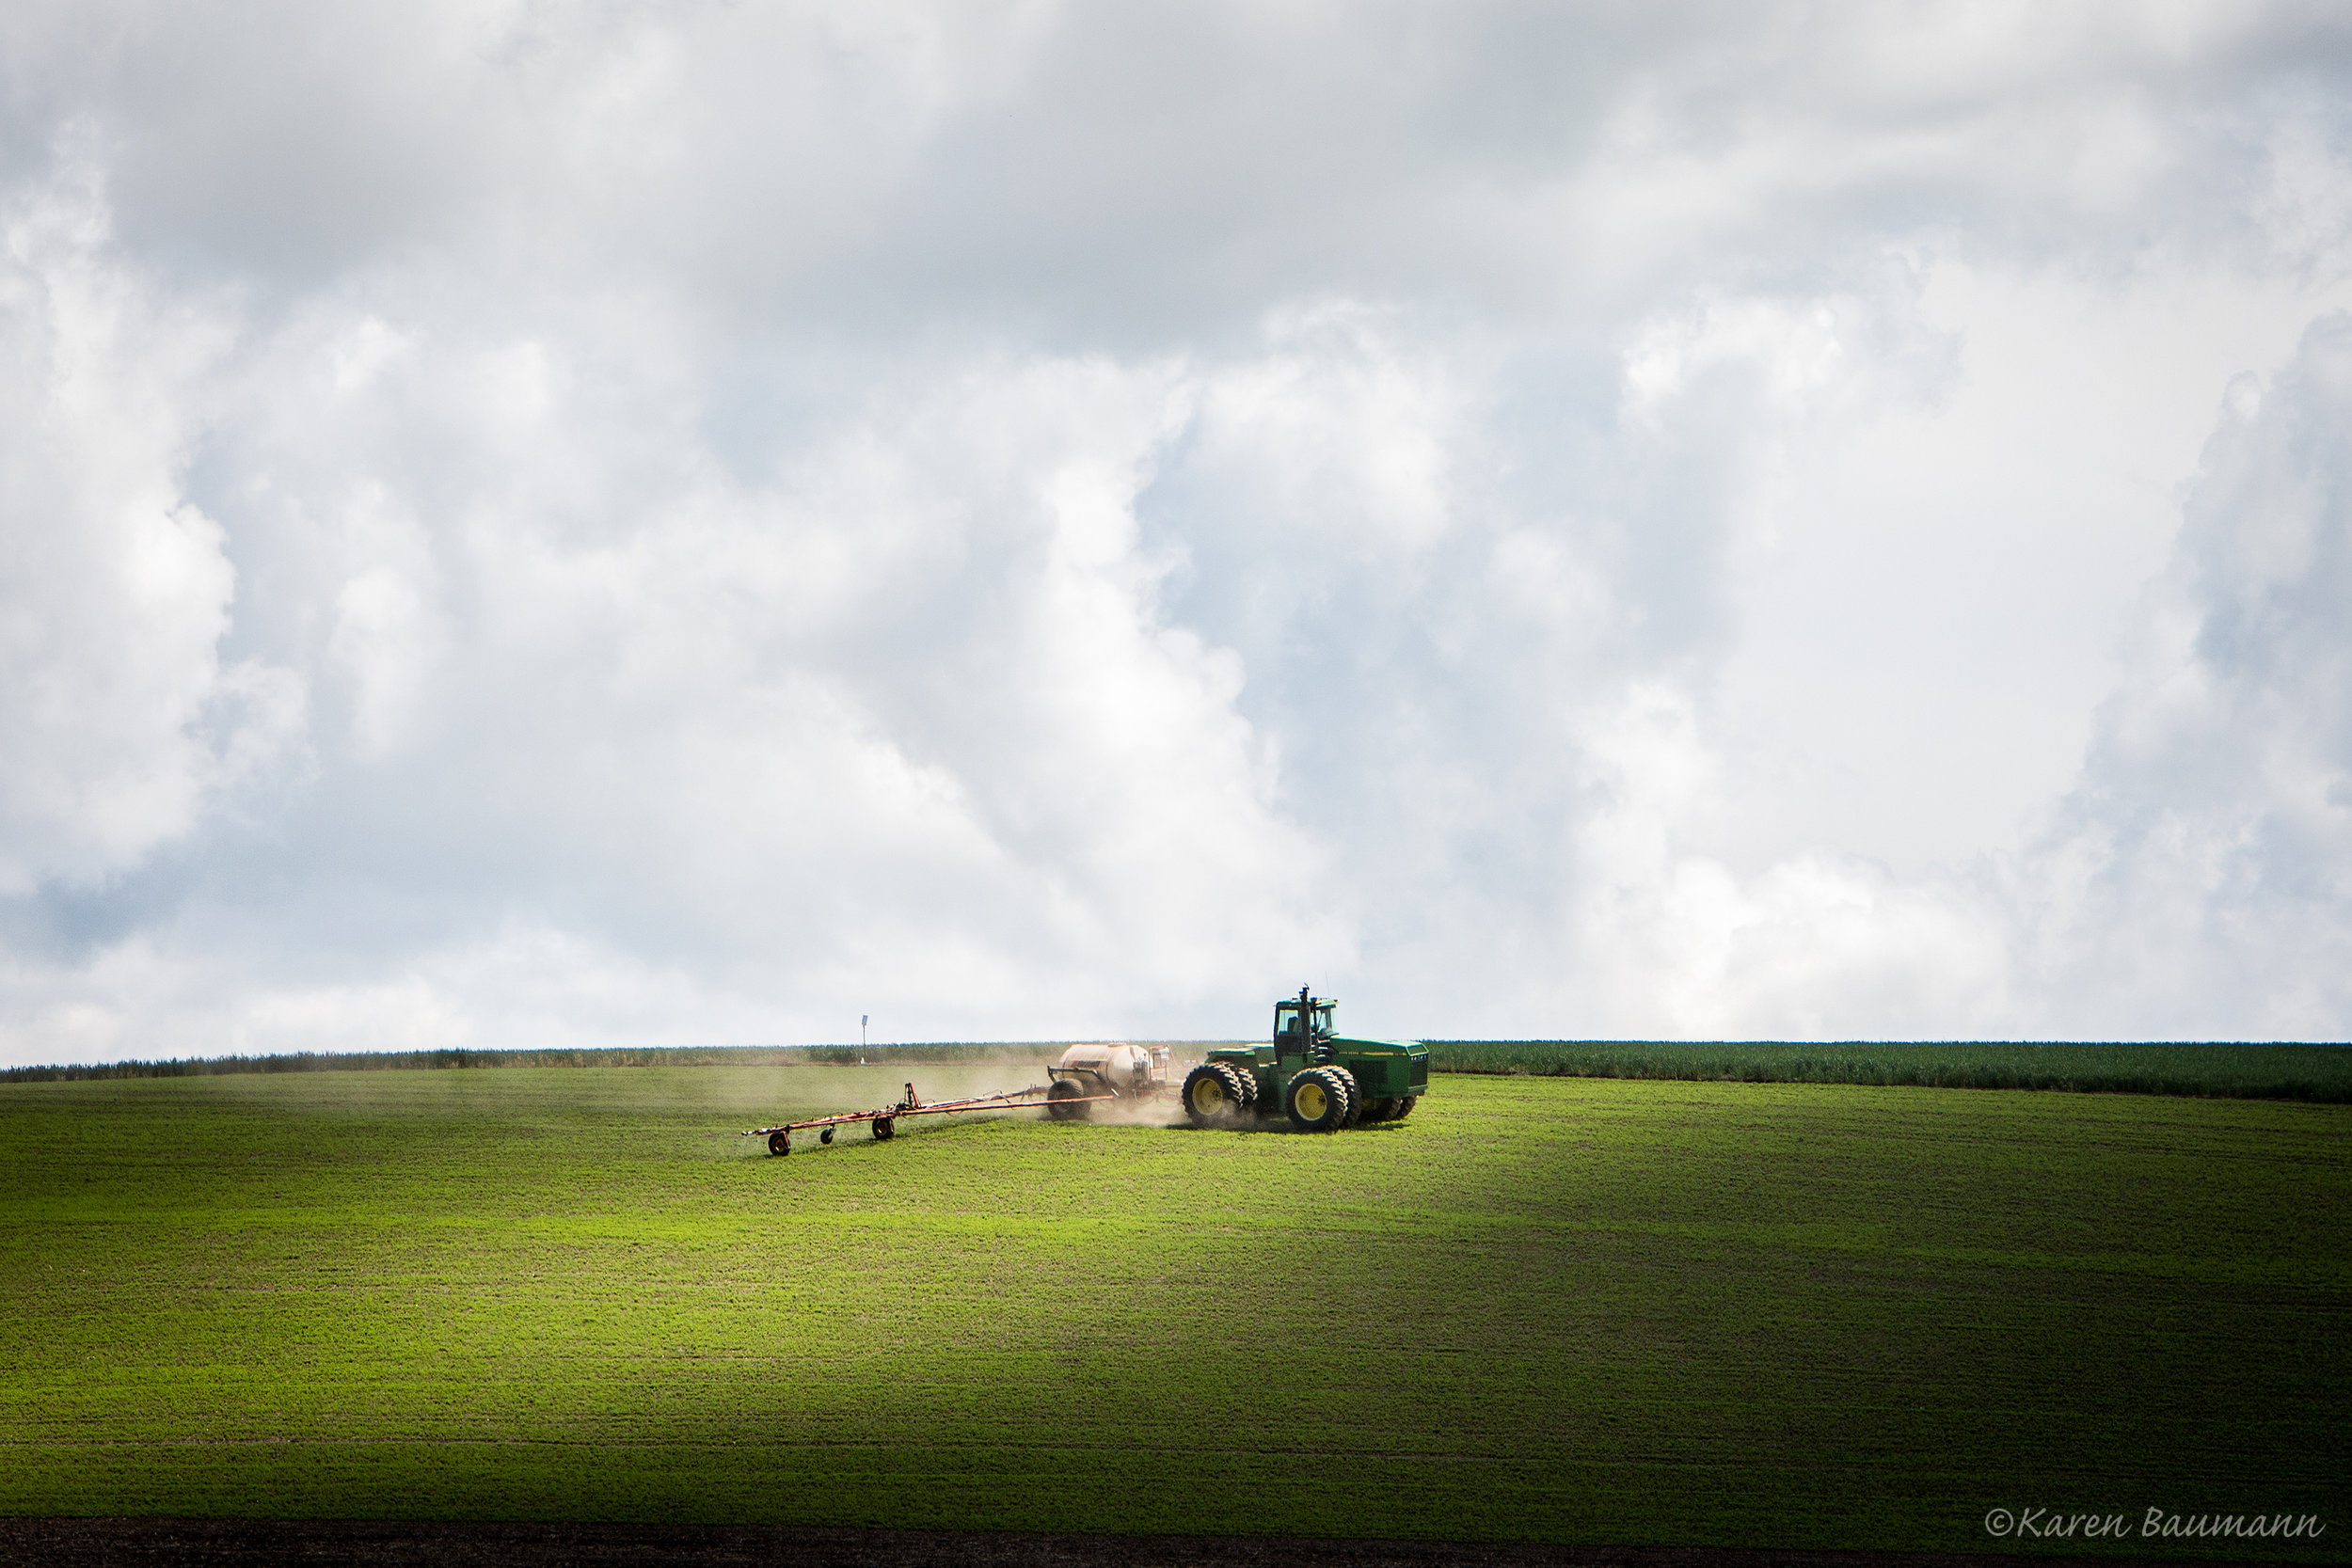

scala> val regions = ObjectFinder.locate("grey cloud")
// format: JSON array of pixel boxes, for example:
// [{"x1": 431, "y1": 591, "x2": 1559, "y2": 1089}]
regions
[{"x1": 14, "y1": 4, "x2": 2346, "y2": 331}]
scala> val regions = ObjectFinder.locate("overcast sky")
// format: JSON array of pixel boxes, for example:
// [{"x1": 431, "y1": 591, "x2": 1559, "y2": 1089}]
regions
[{"x1": 5, "y1": 2, "x2": 2351, "y2": 1063}]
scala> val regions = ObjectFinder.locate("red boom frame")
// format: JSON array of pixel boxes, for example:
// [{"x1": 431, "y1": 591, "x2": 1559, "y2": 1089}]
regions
[{"x1": 742, "y1": 1081, "x2": 1117, "y2": 1155}]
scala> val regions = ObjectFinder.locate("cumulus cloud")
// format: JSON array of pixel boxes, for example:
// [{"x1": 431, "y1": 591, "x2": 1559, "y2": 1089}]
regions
[
  {"x1": 0, "y1": 150, "x2": 301, "y2": 895},
  {"x1": 3, "y1": 2, "x2": 2352, "y2": 1060},
  {"x1": 2018, "y1": 313, "x2": 2352, "y2": 1036}
]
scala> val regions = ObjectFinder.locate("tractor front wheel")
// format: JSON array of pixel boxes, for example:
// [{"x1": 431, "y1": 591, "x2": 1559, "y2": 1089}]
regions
[
  {"x1": 1181, "y1": 1063, "x2": 1249, "y2": 1127},
  {"x1": 1046, "y1": 1081, "x2": 1090, "y2": 1121},
  {"x1": 1284, "y1": 1067, "x2": 1352, "y2": 1132},
  {"x1": 1392, "y1": 1094, "x2": 1419, "y2": 1119},
  {"x1": 1360, "y1": 1096, "x2": 1398, "y2": 1123}
]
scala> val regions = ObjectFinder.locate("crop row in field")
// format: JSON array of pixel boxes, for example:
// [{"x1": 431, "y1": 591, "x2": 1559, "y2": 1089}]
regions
[{"x1": 2, "y1": 1065, "x2": 2345, "y2": 1557}]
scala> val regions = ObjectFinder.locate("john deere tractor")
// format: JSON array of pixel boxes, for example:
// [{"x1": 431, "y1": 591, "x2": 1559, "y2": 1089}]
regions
[{"x1": 1181, "y1": 988, "x2": 1428, "y2": 1132}]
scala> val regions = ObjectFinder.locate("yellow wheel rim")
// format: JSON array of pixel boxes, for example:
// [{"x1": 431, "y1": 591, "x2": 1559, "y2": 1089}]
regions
[
  {"x1": 1295, "y1": 1081, "x2": 1327, "y2": 1120},
  {"x1": 1190, "y1": 1078, "x2": 1223, "y2": 1114}
]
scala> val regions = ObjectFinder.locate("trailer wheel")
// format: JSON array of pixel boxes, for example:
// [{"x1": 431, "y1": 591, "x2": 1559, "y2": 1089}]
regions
[
  {"x1": 1046, "y1": 1081, "x2": 1090, "y2": 1121},
  {"x1": 1284, "y1": 1067, "x2": 1351, "y2": 1132},
  {"x1": 1181, "y1": 1062, "x2": 1249, "y2": 1127},
  {"x1": 819, "y1": 1126, "x2": 834, "y2": 1145},
  {"x1": 768, "y1": 1131, "x2": 790, "y2": 1156},
  {"x1": 872, "y1": 1116, "x2": 896, "y2": 1141}
]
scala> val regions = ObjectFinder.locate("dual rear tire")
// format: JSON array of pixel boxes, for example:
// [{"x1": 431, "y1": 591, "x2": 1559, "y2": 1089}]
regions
[
  {"x1": 1181, "y1": 1062, "x2": 1255, "y2": 1127},
  {"x1": 1284, "y1": 1066, "x2": 1357, "y2": 1132}
]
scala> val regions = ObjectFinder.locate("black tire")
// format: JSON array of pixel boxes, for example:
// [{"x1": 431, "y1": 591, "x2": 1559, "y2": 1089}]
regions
[
  {"x1": 1360, "y1": 1096, "x2": 1398, "y2": 1123},
  {"x1": 872, "y1": 1116, "x2": 896, "y2": 1141},
  {"x1": 1335, "y1": 1069, "x2": 1367, "y2": 1127},
  {"x1": 1181, "y1": 1062, "x2": 1249, "y2": 1127},
  {"x1": 1334, "y1": 1069, "x2": 1358, "y2": 1127},
  {"x1": 1046, "y1": 1080, "x2": 1090, "y2": 1121},
  {"x1": 768, "y1": 1131, "x2": 790, "y2": 1156},
  {"x1": 819, "y1": 1126, "x2": 834, "y2": 1145},
  {"x1": 1392, "y1": 1094, "x2": 1419, "y2": 1119},
  {"x1": 1284, "y1": 1067, "x2": 1350, "y2": 1132}
]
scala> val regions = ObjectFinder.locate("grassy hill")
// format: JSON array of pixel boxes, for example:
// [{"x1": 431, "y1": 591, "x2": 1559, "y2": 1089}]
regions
[{"x1": 1, "y1": 1065, "x2": 2344, "y2": 1556}]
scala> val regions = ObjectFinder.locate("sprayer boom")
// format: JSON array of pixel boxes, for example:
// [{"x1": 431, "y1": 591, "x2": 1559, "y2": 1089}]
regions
[{"x1": 742, "y1": 1081, "x2": 1117, "y2": 1155}]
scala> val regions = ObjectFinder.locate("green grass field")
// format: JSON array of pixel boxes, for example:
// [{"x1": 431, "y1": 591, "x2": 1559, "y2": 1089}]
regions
[{"x1": 2, "y1": 1065, "x2": 2344, "y2": 1557}]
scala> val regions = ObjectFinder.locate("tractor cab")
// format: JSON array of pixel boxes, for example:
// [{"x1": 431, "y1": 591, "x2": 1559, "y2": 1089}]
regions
[{"x1": 1273, "y1": 988, "x2": 1336, "y2": 1065}]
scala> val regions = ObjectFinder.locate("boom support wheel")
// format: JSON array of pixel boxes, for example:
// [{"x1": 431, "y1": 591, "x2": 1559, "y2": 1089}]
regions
[
  {"x1": 768, "y1": 1131, "x2": 790, "y2": 1156},
  {"x1": 872, "y1": 1116, "x2": 896, "y2": 1141}
]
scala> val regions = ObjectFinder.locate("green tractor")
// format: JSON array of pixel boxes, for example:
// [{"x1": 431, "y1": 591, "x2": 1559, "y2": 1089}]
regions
[{"x1": 1181, "y1": 988, "x2": 1428, "y2": 1132}]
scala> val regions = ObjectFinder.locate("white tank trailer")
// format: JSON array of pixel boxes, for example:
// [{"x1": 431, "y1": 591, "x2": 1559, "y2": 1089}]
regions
[{"x1": 1043, "y1": 1041, "x2": 1172, "y2": 1119}]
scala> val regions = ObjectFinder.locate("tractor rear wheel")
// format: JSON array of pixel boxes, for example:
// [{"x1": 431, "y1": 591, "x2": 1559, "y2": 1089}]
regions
[
  {"x1": 872, "y1": 1116, "x2": 896, "y2": 1140},
  {"x1": 1284, "y1": 1067, "x2": 1351, "y2": 1132},
  {"x1": 768, "y1": 1131, "x2": 790, "y2": 1155},
  {"x1": 1335, "y1": 1069, "x2": 1367, "y2": 1127},
  {"x1": 1046, "y1": 1081, "x2": 1090, "y2": 1121},
  {"x1": 1181, "y1": 1062, "x2": 1249, "y2": 1126}
]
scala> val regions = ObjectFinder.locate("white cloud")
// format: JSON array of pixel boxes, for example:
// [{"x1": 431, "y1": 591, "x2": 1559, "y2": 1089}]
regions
[
  {"x1": 4, "y1": 2, "x2": 2352, "y2": 1060},
  {"x1": 2017, "y1": 312, "x2": 2352, "y2": 1037},
  {"x1": 0, "y1": 149, "x2": 300, "y2": 895}
]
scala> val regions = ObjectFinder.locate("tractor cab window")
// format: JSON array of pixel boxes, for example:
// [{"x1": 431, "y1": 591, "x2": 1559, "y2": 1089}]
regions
[
  {"x1": 1312, "y1": 1006, "x2": 1333, "y2": 1037},
  {"x1": 1278, "y1": 1009, "x2": 1302, "y2": 1039}
]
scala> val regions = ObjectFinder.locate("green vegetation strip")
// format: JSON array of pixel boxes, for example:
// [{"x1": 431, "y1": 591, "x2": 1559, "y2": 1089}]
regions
[
  {"x1": 1428, "y1": 1038, "x2": 2352, "y2": 1101},
  {"x1": 3, "y1": 1066, "x2": 2345, "y2": 1558},
  {"x1": 0, "y1": 1042, "x2": 1089, "y2": 1083},
  {"x1": 12, "y1": 1039, "x2": 2347, "y2": 1107}
]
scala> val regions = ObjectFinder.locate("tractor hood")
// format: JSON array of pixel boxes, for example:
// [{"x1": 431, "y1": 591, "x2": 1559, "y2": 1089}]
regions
[{"x1": 1329, "y1": 1037, "x2": 1423, "y2": 1053}]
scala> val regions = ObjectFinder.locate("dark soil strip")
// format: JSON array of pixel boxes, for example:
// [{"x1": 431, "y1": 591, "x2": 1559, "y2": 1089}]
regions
[{"x1": 0, "y1": 1519, "x2": 2266, "y2": 1568}]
